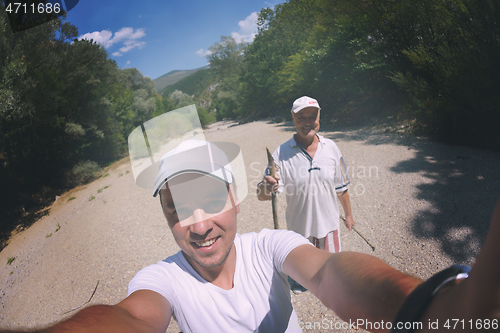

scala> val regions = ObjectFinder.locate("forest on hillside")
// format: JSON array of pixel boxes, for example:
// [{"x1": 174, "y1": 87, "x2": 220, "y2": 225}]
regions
[
  {"x1": 0, "y1": 11, "x2": 213, "y2": 238},
  {"x1": 207, "y1": 0, "x2": 500, "y2": 150},
  {"x1": 1, "y1": 0, "x2": 499, "y2": 244}
]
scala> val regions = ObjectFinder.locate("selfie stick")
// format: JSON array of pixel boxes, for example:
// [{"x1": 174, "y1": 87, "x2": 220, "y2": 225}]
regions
[
  {"x1": 266, "y1": 148, "x2": 279, "y2": 229},
  {"x1": 341, "y1": 216, "x2": 375, "y2": 251}
]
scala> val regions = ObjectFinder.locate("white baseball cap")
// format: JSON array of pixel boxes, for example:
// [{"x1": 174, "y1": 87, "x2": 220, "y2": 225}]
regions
[
  {"x1": 291, "y1": 96, "x2": 321, "y2": 113},
  {"x1": 152, "y1": 140, "x2": 239, "y2": 197}
]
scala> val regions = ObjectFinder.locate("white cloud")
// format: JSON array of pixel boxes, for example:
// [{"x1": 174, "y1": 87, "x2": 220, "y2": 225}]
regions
[
  {"x1": 231, "y1": 12, "x2": 258, "y2": 43},
  {"x1": 196, "y1": 48, "x2": 212, "y2": 57},
  {"x1": 231, "y1": 31, "x2": 257, "y2": 44},
  {"x1": 119, "y1": 40, "x2": 146, "y2": 53},
  {"x1": 196, "y1": 12, "x2": 258, "y2": 58},
  {"x1": 113, "y1": 27, "x2": 146, "y2": 44},
  {"x1": 78, "y1": 27, "x2": 146, "y2": 55},
  {"x1": 239, "y1": 12, "x2": 259, "y2": 34},
  {"x1": 78, "y1": 30, "x2": 114, "y2": 48}
]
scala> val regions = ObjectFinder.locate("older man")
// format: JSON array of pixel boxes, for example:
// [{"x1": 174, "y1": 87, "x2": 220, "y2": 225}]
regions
[
  {"x1": 257, "y1": 96, "x2": 355, "y2": 255},
  {"x1": 2, "y1": 140, "x2": 499, "y2": 333}
]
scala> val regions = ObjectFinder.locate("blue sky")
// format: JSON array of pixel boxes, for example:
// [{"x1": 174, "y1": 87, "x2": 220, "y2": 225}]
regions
[{"x1": 64, "y1": 0, "x2": 275, "y2": 80}]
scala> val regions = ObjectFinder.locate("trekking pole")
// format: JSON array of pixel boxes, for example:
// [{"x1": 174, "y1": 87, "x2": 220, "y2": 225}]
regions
[
  {"x1": 266, "y1": 147, "x2": 279, "y2": 229},
  {"x1": 340, "y1": 216, "x2": 375, "y2": 251}
]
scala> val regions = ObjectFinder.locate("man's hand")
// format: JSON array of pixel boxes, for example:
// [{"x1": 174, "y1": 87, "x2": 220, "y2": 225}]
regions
[
  {"x1": 337, "y1": 190, "x2": 355, "y2": 232},
  {"x1": 256, "y1": 171, "x2": 280, "y2": 201},
  {"x1": 343, "y1": 214, "x2": 355, "y2": 232}
]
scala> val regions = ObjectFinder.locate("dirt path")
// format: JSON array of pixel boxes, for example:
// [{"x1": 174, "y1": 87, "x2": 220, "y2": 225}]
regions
[{"x1": 1, "y1": 120, "x2": 500, "y2": 332}]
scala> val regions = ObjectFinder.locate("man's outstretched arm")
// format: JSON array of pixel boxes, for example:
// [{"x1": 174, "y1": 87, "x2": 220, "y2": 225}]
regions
[
  {"x1": 284, "y1": 197, "x2": 500, "y2": 332},
  {"x1": 0, "y1": 290, "x2": 171, "y2": 333},
  {"x1": 418, "y1": 197, "x2": 500, "y2": 332},
  {"x1": 284, "y1": 245, "x2": 421, "y2": 332}
]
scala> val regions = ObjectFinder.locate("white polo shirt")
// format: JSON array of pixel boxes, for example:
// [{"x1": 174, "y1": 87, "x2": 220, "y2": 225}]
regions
[{"x1": 271, "y1": 135, "x2": 349, "y2": 239}]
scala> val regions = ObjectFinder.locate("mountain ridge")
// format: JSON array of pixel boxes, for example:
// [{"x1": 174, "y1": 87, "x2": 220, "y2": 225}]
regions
[{"x1": 153, "y1": 65, "x2": 210, "y2": 92}]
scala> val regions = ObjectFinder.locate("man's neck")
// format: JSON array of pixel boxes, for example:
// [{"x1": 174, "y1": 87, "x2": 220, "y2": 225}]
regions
[
  {"x1": 295, "y1": 133, "x2": 318, "y2": 147},
  {"x1": 294, "y1": 133, "x2": 319, "y2": 156},
  {"x1": 184, "y1": 245, "x2": 237, "y2": 290}
]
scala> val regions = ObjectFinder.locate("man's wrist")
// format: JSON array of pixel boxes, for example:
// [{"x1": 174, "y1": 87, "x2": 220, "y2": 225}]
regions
[{"x1": 390, "y1": 265, "x2": 471, "y2": 333}]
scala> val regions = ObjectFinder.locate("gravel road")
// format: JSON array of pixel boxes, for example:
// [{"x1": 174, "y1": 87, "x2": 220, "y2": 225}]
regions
[{"x1": 1, "y1": 119, "x2": 500, "y2": 332}]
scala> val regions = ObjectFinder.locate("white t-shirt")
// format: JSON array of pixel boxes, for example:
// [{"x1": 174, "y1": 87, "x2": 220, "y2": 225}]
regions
[
  {"x1": 271, "y1": 135, "x2": 349, "y2": 239},
  {"x1": 128, "y1": 229, "x2": 311, "y2": 333}
]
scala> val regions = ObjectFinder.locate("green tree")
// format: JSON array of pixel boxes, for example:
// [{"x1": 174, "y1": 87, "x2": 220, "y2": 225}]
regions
[
  {"x1": 241, "y1": 0, "x2": 323, "y2": 117},
  {"x1": 0, "y1": 11, "x2": 121, "y2": 221},
  {"x1": 238, "y1": 0, "x2": 499, "y2": 148},
  {"x1": 206, "y1": 36, "x2": 248, "y2": 119},
  {"x1": 168, "y1": 89, "x2": 194, "y2": 108},
  {"x1": 387, "y1": 0, "x2": 500, "y2": 147}
]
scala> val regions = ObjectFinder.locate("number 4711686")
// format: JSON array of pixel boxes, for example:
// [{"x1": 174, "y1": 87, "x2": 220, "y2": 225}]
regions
[
  {"x1": 5, "y1": 2, "x2": 61, "y2": 14},
  {"x1": 443, "y1": 319, "x2": 498, "y2": 330}
]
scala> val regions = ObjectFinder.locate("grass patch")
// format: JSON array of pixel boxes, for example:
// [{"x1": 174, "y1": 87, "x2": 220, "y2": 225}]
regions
[
  {"x1": 67, "y1": 196, "x2": 76, "y2": 202},
  {"x1": 89, "y1": 196, "x2": 95, "y2": 201},
  {"x1": 97, "y1": 185, "x2": 111, "y2": 193},
  {"x1": 102, "y1": 173, "x2": 110, "y2": 178},
  {"x1": 46, "y1": 233, "x2": 52, "y2": 238},
  {"x1": 7, "y1": 257, "x2": 15, "y2": 265},
  {"x1": 55, "y1": 223, "x2": 61, "y2": 232},
  {"x1": 118, "y1": 173, "x2": 123, "y2": 177}
]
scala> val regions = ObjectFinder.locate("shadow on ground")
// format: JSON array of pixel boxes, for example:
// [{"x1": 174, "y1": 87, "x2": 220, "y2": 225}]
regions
[
  {"x1": 390, "y1": 143, "x2": 500, "y2": 263},
  {"x1": 324, "y1": 126, "x2": 500, "y2": 263},
  {"x1": 0, "y1": 208, "x2": 51, "y2": 252}
]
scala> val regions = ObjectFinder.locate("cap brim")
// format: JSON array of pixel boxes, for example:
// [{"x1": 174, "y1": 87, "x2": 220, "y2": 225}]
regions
[
  {"x1": 292, "y1": 105, "x2": 321, "y2": 113},
  {"x1": 133, "y1": 142, "x2": 240, "y2": 194},
  {"x1": 152, "y1": 164, "x2": 233, "y2": 197}
]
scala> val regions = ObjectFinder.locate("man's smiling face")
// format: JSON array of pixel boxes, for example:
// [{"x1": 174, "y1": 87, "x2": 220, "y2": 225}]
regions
[
  {"x1": 292, "y1": 107, "x2": 320, "y2": 142},
  {"x1": 159, "y1": 173, "x2": 239, "y2": 270}
]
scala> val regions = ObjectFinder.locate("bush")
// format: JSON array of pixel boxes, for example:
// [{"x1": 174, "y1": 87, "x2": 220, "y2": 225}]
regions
[
  {"x1": 197, "y1": 107, "x2": 216, "y2": 128},
  {"x1": 65, "y1": 160, "x2": 102, "y2": 187}
]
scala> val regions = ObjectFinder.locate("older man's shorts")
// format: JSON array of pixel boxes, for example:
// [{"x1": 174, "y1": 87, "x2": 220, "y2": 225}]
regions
[{"x1": 309, "y1": 229, "x2": 341, "y2": 253}]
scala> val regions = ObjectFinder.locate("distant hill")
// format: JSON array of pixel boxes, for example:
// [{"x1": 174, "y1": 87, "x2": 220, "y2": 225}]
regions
[
  {"x1": 153, "y1": 65, "x2": 210, "y2": 92},
  {"x1": 160, "y1": 67, "x2": 217, "y2": 99}
]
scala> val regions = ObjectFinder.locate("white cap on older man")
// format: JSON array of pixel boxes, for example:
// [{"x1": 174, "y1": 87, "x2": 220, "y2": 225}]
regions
[{"x1": 291, "y1": 96, "x2": 321, "y2": 113}]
